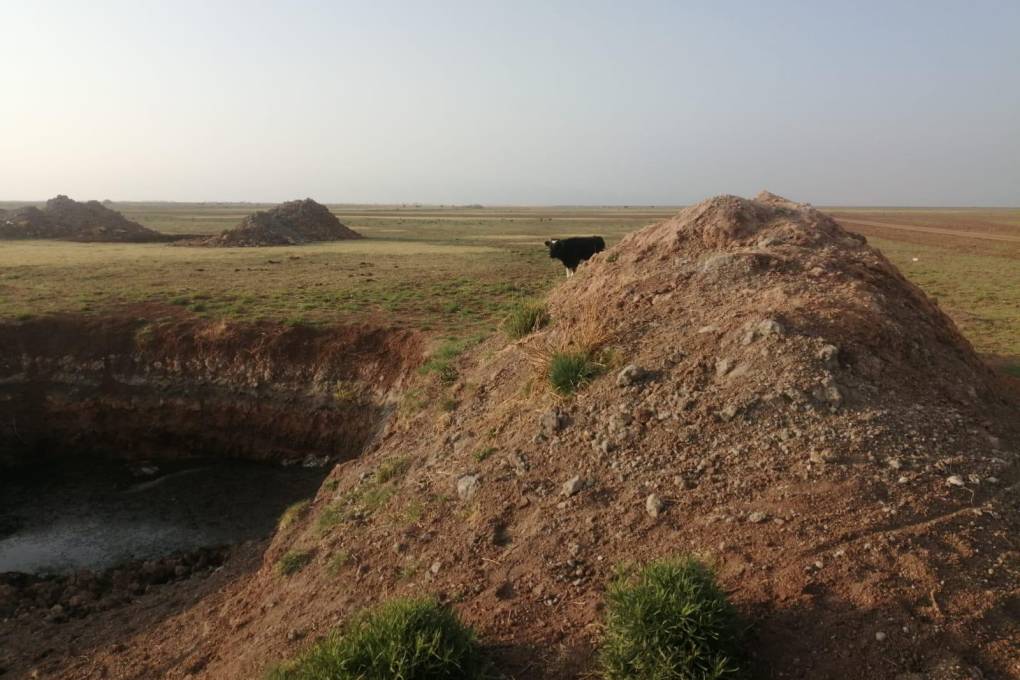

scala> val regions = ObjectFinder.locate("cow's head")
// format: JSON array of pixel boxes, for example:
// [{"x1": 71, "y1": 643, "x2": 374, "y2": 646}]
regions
[{"x1": 544, "y1": 239, "x2": 560, "y2": 258}]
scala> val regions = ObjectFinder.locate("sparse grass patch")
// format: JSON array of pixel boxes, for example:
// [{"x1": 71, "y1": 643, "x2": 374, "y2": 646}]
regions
[
  {"x1": 278, "y1": 499, "x2": 311, "y2": 530},
  {"x1": 473, "y1": 446, "x2": 497, "y2": 463},
  {"x1": 600, "y1": 557, "x2": 745, "y2": 680},
  {"x1": 548, "y1": 351, "x2": 602, "y2": 395},
  {"x1": 277, "y1": 549, "x2": 314, "y2": 577},
  {"x1": 267, "y1": 598, "x2": 493, "y2": 680},
  {"x1": 420, "y1": 335, "x2": 485, "y2": 384},
  {"x1": 375, "y1": 456, "x2": 410, "y2": 483},
  {"x1": 326, "y1": 551, "x2": 351, "y2": 576},
  {"x1": 502, "y1": 301, "x2": 549, "y2": 339}
]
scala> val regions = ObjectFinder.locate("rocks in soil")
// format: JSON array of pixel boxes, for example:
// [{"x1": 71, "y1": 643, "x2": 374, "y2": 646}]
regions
[
  {"x1": 0, "y1": 195, "x2": 167, "y2": 242},
  {"x1": 616, "y1": 364, "x2": 645, "y2": 387},
  {"x1": 561, "y1": 476, "x2": 584, "y2": 497},
  {"x1": 645, "y1": 494, "x2": 664, "y2": 518},
  {"x1": 457, "y1": 474, "x2": 480, "y2": 500},
  {"x1": 189, "y1": 198, "x2": 361, "y2": 247}
]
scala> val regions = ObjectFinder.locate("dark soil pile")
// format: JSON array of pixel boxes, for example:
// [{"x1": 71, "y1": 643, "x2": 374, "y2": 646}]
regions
[
  {"x1": 191, "y1": 198, "x2": 361, "y2": 247},
  {"x1": 4, "y1": 193, "x2": 1017, "y2": 680},
  {"x1": 0, "y1": 195, "x2": 166, "y2": 242}
]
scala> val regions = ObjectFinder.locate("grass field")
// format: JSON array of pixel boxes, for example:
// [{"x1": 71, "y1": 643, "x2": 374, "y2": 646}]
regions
[{"x1": 1, "y1": 202, "x2": 1017, "y2": 375}]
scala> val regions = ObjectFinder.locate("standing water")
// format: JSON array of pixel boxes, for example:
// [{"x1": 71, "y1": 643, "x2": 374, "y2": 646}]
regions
[{"x1": 0, "y1": 458, "x2": 327, "y2": 574}]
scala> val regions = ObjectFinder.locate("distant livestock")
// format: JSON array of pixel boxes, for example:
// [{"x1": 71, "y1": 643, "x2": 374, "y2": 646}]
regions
[{"x1": 545, "y1": 236, "x2": 605, "y2": 277}]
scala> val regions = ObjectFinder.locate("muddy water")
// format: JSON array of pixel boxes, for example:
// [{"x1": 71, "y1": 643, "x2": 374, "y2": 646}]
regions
[{"x1": 0, "y1": 458, "x2": 326, "y2": 574}]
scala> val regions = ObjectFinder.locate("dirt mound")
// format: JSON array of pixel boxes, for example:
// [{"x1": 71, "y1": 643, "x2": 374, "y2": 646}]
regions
[
  {"x1": 8, "y1": 194, "x2": 1018, "y2": 679},
  {"x1": 191, "y1": 198, "x2": 361, "y2": 247},
  {"x1": 0, "y1": 195, "x2": 167, "y2": 242}
]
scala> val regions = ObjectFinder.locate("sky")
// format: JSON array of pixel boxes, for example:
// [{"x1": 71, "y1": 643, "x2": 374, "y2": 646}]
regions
[{"x1": 1, "y1": 1, "x2": 1018, "y2": 206}]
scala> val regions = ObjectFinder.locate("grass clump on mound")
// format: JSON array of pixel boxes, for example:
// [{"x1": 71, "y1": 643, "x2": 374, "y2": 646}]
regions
[
  {"x1": 502, "y1": 301, "x2": 549, "y2": 339},
  {"x1": 268, "y1": 598, "x2": 492, "y2": 680},
  {"x1": 600, "y1": 557, "x2": 745, "y2": 680},
  {"x1": 548, "y1": 351, "x2": 601, "y2": 395}
]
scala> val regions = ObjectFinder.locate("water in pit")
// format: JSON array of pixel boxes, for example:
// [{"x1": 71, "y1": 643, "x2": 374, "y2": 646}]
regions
[{"x1": 0, "y1": 458, "x2": 327, "y2": 574}]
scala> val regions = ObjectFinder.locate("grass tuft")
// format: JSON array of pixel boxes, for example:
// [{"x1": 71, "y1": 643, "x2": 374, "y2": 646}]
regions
[
  {"x1": 278, "y1": 499, "x2": 311, "y2": 530},
  {"x1": 502, "y1": 301, "x2": 549, "y2": 339},
  {"x1": 277, "y1": 549, "x2": 314, "y2": 577},
  {"x1": 599, "y1": 557, "x2": 745, "y2": 680},
  {"x1": 267, "y1": 597, "x2": 493, "y2": 680},
  {"x1": 548, "y1": 351, "x2": 601, "y2": 395}
]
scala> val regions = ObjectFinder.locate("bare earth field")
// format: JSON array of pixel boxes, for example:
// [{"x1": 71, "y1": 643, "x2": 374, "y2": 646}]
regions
[{"x1": 1, "y1": 203, "x2": 1017, "y2": 374}]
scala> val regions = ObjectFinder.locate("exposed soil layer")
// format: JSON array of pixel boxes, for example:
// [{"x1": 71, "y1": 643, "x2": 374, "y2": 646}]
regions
[
  {"x1": 187, "y1": 198, "x2": 362, "y2": 247},
  {"x1": 0, "y1": 196, "x2": 168, "y2": 243},
  {"x1": 0, "y1": 313, "x2": 424, "y2": 468},
  {"x1": 3, "y1": 194, "x2": 1019, "y2": 679}
]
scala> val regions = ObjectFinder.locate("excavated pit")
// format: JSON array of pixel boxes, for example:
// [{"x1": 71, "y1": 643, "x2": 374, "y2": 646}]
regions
[{"x1": 0, "y1": 314, "x2": 423, "y2": 576}]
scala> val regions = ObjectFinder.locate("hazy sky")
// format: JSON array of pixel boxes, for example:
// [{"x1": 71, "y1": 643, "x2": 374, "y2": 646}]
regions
[{"x1": 1, "y1": 1, "x2": 1018, "y2": 205}]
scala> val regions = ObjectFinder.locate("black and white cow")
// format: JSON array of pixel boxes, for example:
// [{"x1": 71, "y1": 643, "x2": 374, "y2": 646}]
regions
[{"x1": 544, "y1": 236, "x2": 605, "y2": 277}]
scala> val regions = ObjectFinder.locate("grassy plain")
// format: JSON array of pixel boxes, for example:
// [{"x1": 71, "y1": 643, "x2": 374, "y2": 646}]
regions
[{"x1": 0, "y1": 202, "x2": 1017, "y2": 375}]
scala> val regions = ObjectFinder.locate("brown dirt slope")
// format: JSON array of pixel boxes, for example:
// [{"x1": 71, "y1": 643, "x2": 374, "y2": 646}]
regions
[
  {"x1": 190, "y1": 198, "x2": 361, "y2": 246},
  {"x1": 17, "y1": 193, "x2": 1020, "y2": 680},
  {"x1": 0, "y1": 195, "x2": 167, "y2": 242}
]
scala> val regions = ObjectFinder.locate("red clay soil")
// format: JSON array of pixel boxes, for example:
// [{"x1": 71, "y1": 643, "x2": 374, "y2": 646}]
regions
[
  {"x1": 3, "y1": 193, "x2": 1018, "y2": 679},
  {"x1": 187, "y1": 198, "x2": 361, "y2": 247},
  {"x1": 0, "y1": 311, "x2": 424, "y2": 468},
  {"x1": 0, "y1": 196, "x2": 167, "y2": 242}
]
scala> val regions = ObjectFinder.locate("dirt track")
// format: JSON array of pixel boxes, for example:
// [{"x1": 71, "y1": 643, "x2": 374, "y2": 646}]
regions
[{"x1": 837, "y1": 218, "x2": 1020, "y2": 244}]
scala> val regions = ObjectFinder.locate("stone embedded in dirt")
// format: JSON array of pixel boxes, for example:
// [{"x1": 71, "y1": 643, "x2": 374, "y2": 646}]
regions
[
  {"x1": 0, "y1": 195, "x2": 167, "y2": 243},
  {"x1": 188, "y1": 198, "x2": 361, "y2": 247},
  {"x1": 616, "y1": 364, "x2": 644, "y2": 387},
  {"x1": 946, "y1": 475, "x2": 965, "y2": 487},
  {"x1": 747, "y1": 511, "x2": 769, "y2": 523},
  {"x1": 561, "y1": 476, "x2": 584, "y2": 497},
  {"x1": 456, "y1": 474, "x2": 480, "y2": 500},
  {"x1": 645, "y1": 493, "x2": 664, "y2": 518},
  {"x1": 539, "y1": 409, "x2": 564, "y2": 438}
]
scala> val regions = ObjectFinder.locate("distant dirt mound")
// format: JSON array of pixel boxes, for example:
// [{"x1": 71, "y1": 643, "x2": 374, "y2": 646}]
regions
[
  {"x1": 0, "y1": 195, "x2": 166, "y2": 242},
  {"x1": 14, "y1": 193, "x2": 1017, "y2": 680},
  {"x1": 192, "y1": 198, "x2": 361, "y2": 247}
]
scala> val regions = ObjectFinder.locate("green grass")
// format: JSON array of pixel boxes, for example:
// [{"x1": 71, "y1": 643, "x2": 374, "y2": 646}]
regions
[
  {"x1": 501, "y1": 301, "x2": 549, "y2": 339},
  {"x1": 278, "y1": 499, "x2": 311, "y2": 530},
  {"x1": 376, "y1": 457, "x2": 411, "y2": 483},
  {"x1": 267, "y1": 598, "x2": 493, "y2": 680},
  {"x1": 420, "y1": 336, "x2": 484, "y2": 384},
  {"x1": 600, "y1": 557, "x2": 745, "y2": 680},
  {"x1": 548, "y1": 351, "x2": 601, "y2": 395},
  {"x1": 326, "y1": 551, "x2": 351, "y2": 576},
  {"x1": 473, "y1": 447, "x2": 496, "y2": 463},
  {"x1": 277, "y1": 549, "x2": 314, "y2": 577}
]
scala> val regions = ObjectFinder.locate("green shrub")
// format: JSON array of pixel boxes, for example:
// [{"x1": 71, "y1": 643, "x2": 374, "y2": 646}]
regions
[
  {"x1": 277, "y1": 549, "x2": 313, "y2": 577},
  {"x1": 548, "y1": 351, "x2": 601, "y2": 395},
  {"x1": 502, "y1": 302, "x2": 549, "y2": 339},
  {"x1": 600, "y1": 557, "x2": 745, "y2": 680},
  {"x1": 268, "y1": 598, "x2": 493, "y2": 680}
]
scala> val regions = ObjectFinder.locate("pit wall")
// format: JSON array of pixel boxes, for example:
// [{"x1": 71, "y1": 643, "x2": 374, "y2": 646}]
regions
[{"x1": 0, "y1": 315, "x2": 424, "y2": 467}]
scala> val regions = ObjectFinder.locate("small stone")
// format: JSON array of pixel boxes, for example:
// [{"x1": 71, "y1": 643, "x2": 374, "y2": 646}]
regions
[
  {"x1": 457, "y1": 474, "x2": 480, "y2": 500},
  {"x1": 946, "y1": 475, "x2": 965, "y2": 487},
  {"x1": 616, "y1": 364, "x2": 644, "y2": 387},
  {"x1": 645, "y1": 494, "x2": 665, "y2": 518},
  {"x1": 886, "y1": 458, "x2": 902, "y2": 470},
  {"x1": 539, "y1": 409, "x2": 564, "y2": 437},
  {"x1": 715, "y1": 358, "x2": 733, "y2": 377},
  {"x1": 747, "y1": 511, "x2": 768, "y2": 524},
  {"x1": 430, "y1": 561, "x2": 441, "y2": 575},
  {"x1": 756, "y1": 318, "x2": 785, "y2": 337},
  {"x1": 561, "y1": 476, "x2": 584, "y2": 497},
  {"x1": 875, "y1": 631, "x2": 887, "y2": 642}
]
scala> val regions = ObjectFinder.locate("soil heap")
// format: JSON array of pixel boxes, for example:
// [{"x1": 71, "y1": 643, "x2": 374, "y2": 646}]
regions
[
  {"x1": 0, "y1": 195, "x2": 166, "y2": 242},
  {"x1": 6, "y1": 193, "x2": 1017, "y2": 680},
  {"x1": 193, "y1": 198, "x2": 361, "y2": 246}
]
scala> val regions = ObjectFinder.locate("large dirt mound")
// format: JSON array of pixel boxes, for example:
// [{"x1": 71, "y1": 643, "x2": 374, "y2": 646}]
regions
[
  {"x1": 192, "y1": 198, "x2": 361, "y2": 247},
  {"x1": 14, "y1": 193, "x2": 1018, "y2": 680},
  {"x1": 0, "y1": 195, "x2": 166, "y2": 242}
]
